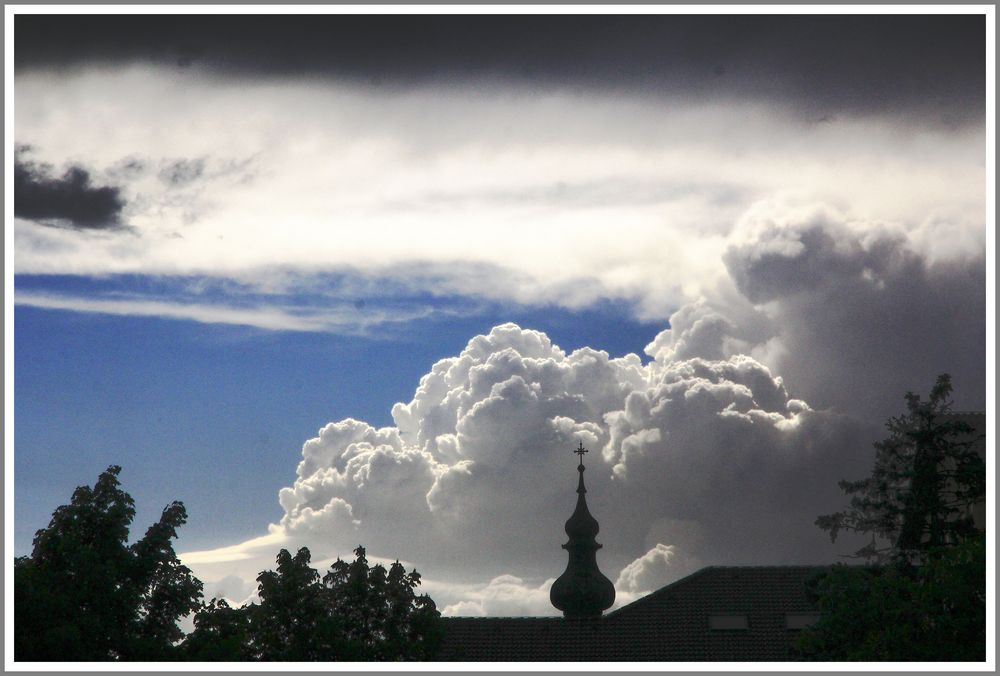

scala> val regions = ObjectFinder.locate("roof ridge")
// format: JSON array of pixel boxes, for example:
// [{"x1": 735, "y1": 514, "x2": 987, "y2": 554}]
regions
[
  {"x1": 700, "y1": 564, "x2": 832, "y2": 570},
  {"x1": 604, "y1": 564, "x2": 836, "y2": 618},
  {"x1": 444, "y1": 564, "x2": 848, "y2": 622},
  {"x1": 604, "y1": 566, "x2": 715, "y2": 617},
  {"x1": 441, "y1": 615, "x2": 561, "y2": 621}
]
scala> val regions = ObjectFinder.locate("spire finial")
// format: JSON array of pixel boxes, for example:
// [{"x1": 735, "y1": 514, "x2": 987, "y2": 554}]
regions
[
  {"x1": 574, "y1": 441, "x2": 588, "y2": 494},
  {"x1": 550, "y1": 440, "x2": 616, "y2": 619}
]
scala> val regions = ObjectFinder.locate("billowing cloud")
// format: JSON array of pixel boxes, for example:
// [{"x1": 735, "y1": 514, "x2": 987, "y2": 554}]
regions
[
  {"x1": 183, "y1": 319, "x2": 876, "y2": 614},
  {"x1": 641, "y1": 199, "x2": 985, "y2": 421},
  {"x1": 441, "y1": 576, "x2": 556, "y2": 618},
  {"x1": 178, "y1": 190, "x2": 984, "y2": 614},
  {"x1": 14, "y1": 149, "x2": 126, "y2": 230},
  {"x1": 724, "y1": 201, "x2": 985, "y2": 419},
  {"x1": 203, "y1": 574, "x2": 257, "y2": 608},
  {"x1": 614, "y1": 544, "x2": 701, "y2": 596}
]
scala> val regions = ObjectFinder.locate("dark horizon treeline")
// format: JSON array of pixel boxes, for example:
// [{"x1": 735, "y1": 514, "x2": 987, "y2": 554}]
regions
[
  {"x1": 14, "y1": 466, "x2": 441, "y2": 661},
  {"x1": 13, "y1": 375, "x2": 985, "y2": 661}
]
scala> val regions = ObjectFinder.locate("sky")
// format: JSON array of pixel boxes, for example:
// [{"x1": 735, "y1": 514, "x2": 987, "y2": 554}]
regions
[{"x1": 10, "y1": 10, "x2": 989, "y2": 617}]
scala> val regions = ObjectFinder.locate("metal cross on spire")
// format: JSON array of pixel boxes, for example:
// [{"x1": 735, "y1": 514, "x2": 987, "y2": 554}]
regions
[{"x1": 574, "y1": 441, "x2": 588, "y2": 467}]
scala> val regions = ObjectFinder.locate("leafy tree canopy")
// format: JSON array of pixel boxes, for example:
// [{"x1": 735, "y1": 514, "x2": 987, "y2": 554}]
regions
[
  {"x1": 796, "y1": 532, "x2": 985, "y2": 661},
  {"x1": 15, "y1": 465, "x2": 203, "y2": 661},
  {"x1": 799, "y1": 376, "x2": 985, "y2": 661},
  {"x1": 183, "y1": 545, "x2": 442, "y2": 661}
]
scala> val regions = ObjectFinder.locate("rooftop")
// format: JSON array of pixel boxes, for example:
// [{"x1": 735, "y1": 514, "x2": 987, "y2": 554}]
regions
[{"x1": 439, "y1": 565, "x2": 829, "y2": 661}]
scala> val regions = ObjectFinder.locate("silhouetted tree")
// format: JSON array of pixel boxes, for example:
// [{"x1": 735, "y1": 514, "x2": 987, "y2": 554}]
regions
[
  {"x1": 322, "y1": 546, "x2": 442, "y2": 660},
  {"x1": 815, "y1": 374, "x2": 984, "y2": 564},
  {"x1": 247, "y1": 547, "x2": 342, "y2": 660},
  {"x1": 14, "y1": 466, "x2": 203, "y2": 661},
  {"x1": 798, "y1": 376, "x2": 985, "y2": 660},
  {"x1": 181, "y1": 599, "x2": 251, "y2": 661},
  {"x1": 187, "y1": 545, "x2": 442, "y2": 660},
  {"x1": 796, "y1": 532, "x2": 984, "y2": 660}
]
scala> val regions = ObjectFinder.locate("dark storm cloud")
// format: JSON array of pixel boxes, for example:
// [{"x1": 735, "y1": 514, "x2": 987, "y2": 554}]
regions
[
  {"x1": 14, "y1": 14, "x2": 985, "y2": 124},
  {"x1": 14, "y1": 150, "x2": 126, "y2": 230},
  {"x1": 723, "y1": 212, "x2": 985, "y2": 421}
]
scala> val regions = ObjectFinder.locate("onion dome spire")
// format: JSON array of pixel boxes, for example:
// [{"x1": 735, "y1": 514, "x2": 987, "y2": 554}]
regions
[{"x1": 550, "y1": 441, "x2": 616, "y2": 619}]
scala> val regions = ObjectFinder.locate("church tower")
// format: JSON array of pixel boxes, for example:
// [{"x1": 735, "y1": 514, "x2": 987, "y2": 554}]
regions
[{"x1": 549, "y1": 441, "x2": 616, "y2": 619}]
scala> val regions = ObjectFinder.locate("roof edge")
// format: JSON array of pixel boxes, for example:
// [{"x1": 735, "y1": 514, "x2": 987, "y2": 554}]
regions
[
  {"x1": 442, "y1": 564, "x2": 843, "y2": 621},
  {"x1": 605, "y1": 564, "x2": 834, "y2": 618}
]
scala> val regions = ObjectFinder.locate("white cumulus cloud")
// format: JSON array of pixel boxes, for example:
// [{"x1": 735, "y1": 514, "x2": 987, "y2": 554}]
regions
[
  {"x1": 179, "y1": 196, "x2": 984, "y2": 616},
  {"x1": 183, "y1": 320, "x2": 875, "y2": 614},
  {"x1": 441, "y1": 575, "x2": 557, "y2": 618},
  {"x1": 614, "y1": 544, "x2": 702, "y2": 596}
]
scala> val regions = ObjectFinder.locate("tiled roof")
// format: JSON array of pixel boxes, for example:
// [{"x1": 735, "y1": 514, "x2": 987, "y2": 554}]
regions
[{"x1": 438, "y1": 566, "x2": 829, "y2": 661}]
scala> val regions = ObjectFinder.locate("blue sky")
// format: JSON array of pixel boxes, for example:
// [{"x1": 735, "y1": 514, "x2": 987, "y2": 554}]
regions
[{"x1": 11, "y1": 10, "x2": 988, "y2": 616}]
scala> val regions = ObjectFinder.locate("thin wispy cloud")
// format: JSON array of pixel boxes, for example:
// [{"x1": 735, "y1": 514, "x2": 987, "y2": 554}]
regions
[{"x1": 14, "y1": 290, "x2": 444, "y2": 335}]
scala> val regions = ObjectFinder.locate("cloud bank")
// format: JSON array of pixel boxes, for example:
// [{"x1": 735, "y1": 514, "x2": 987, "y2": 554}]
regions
[
  {"x1": 15, "y1": 67, "x2": 984, "y2": 322},
  {"x1": 177, "y1": 196, "x2": 984, "y2": 615},
  {"x1": 17, "y1": 15, "x2": 985, "y2": 125}
]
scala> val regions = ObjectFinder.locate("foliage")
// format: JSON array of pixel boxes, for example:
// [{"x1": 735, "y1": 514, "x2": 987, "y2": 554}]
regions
[
  {"x1": 247, "y1": 546, "x2": 340, "y2": 660},
  {"x1": 321, "y1": 545, "x2": 442, "y2": 660},
  {"x1": 15, "y1": 466, "x2": 440, "y2": 662},
  {"x1": 14, "y1": 466, "x2": 203, "y2": 661},
  {"x1": 815, "y1": 374, "x2": 984, "y2": 564},
  {"x1": 795, "y1": 534, "x2": 985, "y2": 661},
  {"x1": 183, "y1": 545, "x2": 442, "y2": 661},
  {"x1": 799, "y1": 376, "x2": 985, "y2": 660},
  {"x1": 181, "y1": 599, "x2": 252, "y2": 661}
]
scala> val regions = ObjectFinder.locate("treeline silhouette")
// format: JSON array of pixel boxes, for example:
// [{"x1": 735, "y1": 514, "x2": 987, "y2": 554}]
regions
[
  {"x1": 796, "y1": 374, "x2": 986, "y2": 660},
  {"x1": 185, "y1": 545, "x2": 441, "y2": 660},
  {"x1": 14, "y1": 466, "x2": 441, "y2": 661}
]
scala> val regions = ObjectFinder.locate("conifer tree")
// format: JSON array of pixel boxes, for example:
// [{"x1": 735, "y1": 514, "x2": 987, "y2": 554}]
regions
[
  {"x1": 815, "y1": 374, "x2": 984, "y2": 564},
  {"x1": 799, "y1": 375, "x2": 985, "y2": 660}
]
